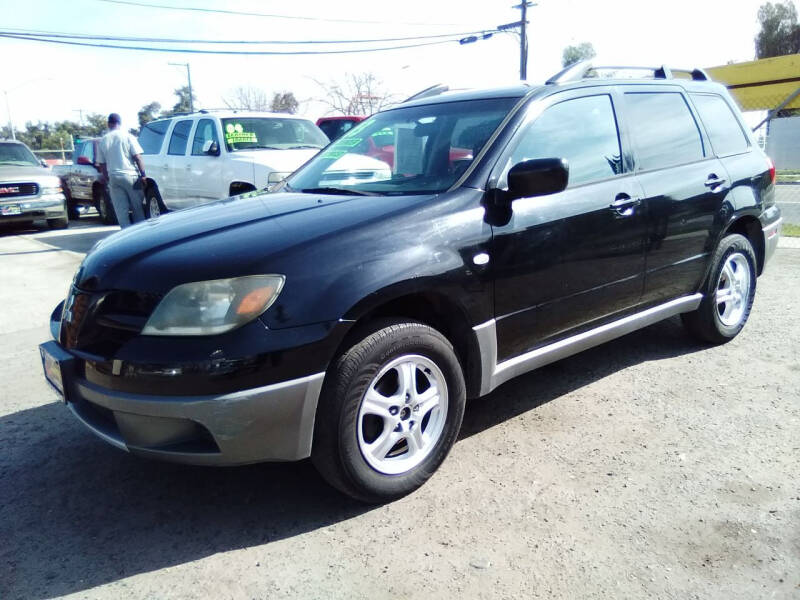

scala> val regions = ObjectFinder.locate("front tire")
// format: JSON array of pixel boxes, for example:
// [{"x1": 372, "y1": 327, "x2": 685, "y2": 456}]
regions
[
  {"x1": 47, "y1": 215, "x2": 69, "y2": 230},
  {"x1": 145, "y1": 185, "x2": 165, "y2": 219},
  {"x1": 95, "y1": 187, "x2": 117, "y2": 225},
  {"x1": 312, "y1": 320, "x2": 466, "y2": 503},
  {"x1": 681, "y1": 233, "x2": 757, "y2": 344}
]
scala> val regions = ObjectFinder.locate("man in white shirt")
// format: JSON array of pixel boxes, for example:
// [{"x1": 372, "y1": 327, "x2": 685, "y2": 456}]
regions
[{"x1": 96, "y1": 113, "x2": 148, "y2": 227}]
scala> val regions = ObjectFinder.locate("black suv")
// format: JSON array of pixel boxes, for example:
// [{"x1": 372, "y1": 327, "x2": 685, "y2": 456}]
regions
[{"x1": 39, "y1": 63, "x2": 782, "y2": 502}]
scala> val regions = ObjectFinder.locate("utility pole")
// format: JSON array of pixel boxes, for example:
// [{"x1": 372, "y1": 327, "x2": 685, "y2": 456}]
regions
[
  {"x1": 498, "y1": 2, "x2": 536, "y2": 81},
  {"x1": 73, "y1": 109, "x2": 85, "y2": 126},
  {"x1": 3, "y1": 90, "x2": 14, "y2": 140},
  {"x1": 168, "y1": 62, "x2": 194, "y2": 112}
]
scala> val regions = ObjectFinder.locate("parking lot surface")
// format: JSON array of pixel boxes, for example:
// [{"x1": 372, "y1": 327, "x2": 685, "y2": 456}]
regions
[{"x1": 1, "y1": 218, "x2": 798, "y2": 599}]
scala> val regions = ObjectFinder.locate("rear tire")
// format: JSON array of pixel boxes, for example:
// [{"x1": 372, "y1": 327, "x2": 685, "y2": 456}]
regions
[
  {"x1": 312, "y1": 320, "x2": 466, "y2": 503},
  {"x1": 681, "y1": 233, "x2": 757, "y2": 344},
  {"x1": 95, "y1": 186, "x2": 117, "y2": 225}
]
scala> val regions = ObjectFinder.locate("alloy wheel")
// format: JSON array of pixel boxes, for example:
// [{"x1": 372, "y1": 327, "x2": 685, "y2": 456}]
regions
[{"x1": 716, "y1": 252, "x2": 751, "y2": 327}]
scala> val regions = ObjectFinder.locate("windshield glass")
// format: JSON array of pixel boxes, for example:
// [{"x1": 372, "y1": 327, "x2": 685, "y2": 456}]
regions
[
  {"x1": 221, "y1": 117, "x2": 329, "y2": 151},
  {"x1": 286, "y1": 98, "x2": 516, "y2": 196},
  {"x1": 0, "y1": 142, "x2": 40, "y2": 167}
]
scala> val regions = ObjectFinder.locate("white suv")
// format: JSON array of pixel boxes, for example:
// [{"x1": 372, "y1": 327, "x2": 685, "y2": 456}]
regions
[{"x1": 138, "y1": 111, "x2": 329, "y2": 215}]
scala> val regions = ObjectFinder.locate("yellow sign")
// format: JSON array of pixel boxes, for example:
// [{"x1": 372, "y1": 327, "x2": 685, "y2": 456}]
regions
[{"x1": 706, "y1": 55, "x2": 800, "y2": 111}]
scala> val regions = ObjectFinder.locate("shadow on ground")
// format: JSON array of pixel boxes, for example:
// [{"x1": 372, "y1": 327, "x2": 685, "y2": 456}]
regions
[{"x1": 0, "y1": 316, "x2": 706, "y2": 599}]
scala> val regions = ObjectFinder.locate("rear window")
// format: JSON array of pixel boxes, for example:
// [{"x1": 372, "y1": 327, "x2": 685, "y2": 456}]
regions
[
  {"x1": 138, "y1": 120, "x2": 170, "y2": 155},
  {"x1": 691, "y1": 94, "x2": 749, "y2": 156},
  {"x1": 624, "y1": 92, "x2": 705, "y2": 171}
]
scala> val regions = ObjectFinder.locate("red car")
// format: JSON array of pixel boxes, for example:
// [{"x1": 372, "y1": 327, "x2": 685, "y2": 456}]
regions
[{"x1": 316, "y1": 116, "x2": 365, "y2": 142}]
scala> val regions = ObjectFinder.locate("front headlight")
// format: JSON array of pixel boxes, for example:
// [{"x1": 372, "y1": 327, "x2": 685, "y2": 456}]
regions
[
  {"x1": 41, "y1": 186, "x2": 63, "y2": 195},
  {"x1": 267, "y1": 171, "x2": 291, "y2": 184},
  {"x1": 142, "y1": 275, "x2": 285, "y2": 336}
]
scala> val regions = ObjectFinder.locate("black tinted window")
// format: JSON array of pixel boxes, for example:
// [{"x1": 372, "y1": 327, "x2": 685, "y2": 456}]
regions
[
  {"x1": 509, "y1": 94, "x2": 623, "y2": 187},
  {"x1": 191, "y1": 118, "x2": 220, "y2": 156},
  {"x1": 168, "y1": 120, "x2": 193, "y2": 156},
  {"x1": 625, "y1": 92, "x2": 704, "y2": 171},
  {"x1": 691, "y1": 94, "x2": 749, "y2": 156},
  {"x1": 138, "y1": 120, "x2": 170, "y2": 155}
]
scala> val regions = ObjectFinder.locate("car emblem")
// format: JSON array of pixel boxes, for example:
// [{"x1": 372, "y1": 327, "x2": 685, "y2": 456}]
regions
[{"x1": 0, "y1": 186, "x2": 20, "y2": 195}]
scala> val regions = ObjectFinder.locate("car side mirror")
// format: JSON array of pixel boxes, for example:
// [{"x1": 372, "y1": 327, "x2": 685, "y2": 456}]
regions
[
  {"x1": 203, "y1": 140, "x2": 220, "y2": 156},
  {"x1": 76, "y1": 156, "x2": 92, "y2": 166},
  {"x1": 40, "y1": 158, "x2": 49, "y2": 168},
  {"x1": 506, "y1": 158, "x2": 569, "y2": 201}
]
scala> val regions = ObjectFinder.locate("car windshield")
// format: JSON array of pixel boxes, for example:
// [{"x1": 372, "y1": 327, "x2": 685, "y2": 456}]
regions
[
  {"x1": 286, "y1": 98, "x2": 516, "y2": 196},
  {"x1": 221, "y1": 117, "x2": 329, "y2": 151},
  {"x1": 0, "y1": 142, "x2": 40, "y2": 167}
]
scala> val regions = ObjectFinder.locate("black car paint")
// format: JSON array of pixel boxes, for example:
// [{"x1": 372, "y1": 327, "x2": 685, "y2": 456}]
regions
[{"x1": 52, "y1": 79, "x2": 776, "y2": 402}]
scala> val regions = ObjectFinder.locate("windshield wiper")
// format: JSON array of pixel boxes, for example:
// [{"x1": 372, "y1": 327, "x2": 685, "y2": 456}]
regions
[
  {"x1": 242, "y1": 145, "x2": 282, "y2": 150},
  {"x1": 300, "y1": 187, "x2": 377, "y2": 196},
  {"x1": 287, "y1": 144, "x2": 322, "y2": 150}
]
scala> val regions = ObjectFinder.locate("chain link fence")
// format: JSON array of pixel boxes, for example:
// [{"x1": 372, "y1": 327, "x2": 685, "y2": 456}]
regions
[{"x1": 737, "y1": 85, "x2": 800, "y2": 235}]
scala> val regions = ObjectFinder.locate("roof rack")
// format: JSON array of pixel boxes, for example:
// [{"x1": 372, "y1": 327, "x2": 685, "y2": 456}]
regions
[
  {"x1": 546, "y1": 61, "x2": 710, "y2": 85},
  {"x1": 403, "y1": 84, "x2": 450, "y2": 103}
]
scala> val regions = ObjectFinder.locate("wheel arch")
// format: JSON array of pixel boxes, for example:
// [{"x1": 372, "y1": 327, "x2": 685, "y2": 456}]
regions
[
  {"x1": 229, "y1": 181, "x2": 256, "y2": 197},
  {"x1": 722, "y1": 215, "x2": 765, "y2": 275},
  {"x1": 335, "y1": 291, "x2": 484, "y2": 399}
]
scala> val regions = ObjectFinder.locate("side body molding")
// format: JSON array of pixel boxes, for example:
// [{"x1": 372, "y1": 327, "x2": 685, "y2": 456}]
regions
[{"x1": 473, "y1": 294, "x2": 704, "y2": 396}]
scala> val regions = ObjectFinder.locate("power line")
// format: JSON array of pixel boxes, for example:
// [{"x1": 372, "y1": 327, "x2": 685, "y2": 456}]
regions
[
  {"x1": 0, "y1": 31, "x2": 500, "y2": 55},
  {"x1": 0, "y1": 26, "x2": 496, "y2": 45},
  {"x1": 95, "y1": 0, "x2": 482, "y2": 27}
]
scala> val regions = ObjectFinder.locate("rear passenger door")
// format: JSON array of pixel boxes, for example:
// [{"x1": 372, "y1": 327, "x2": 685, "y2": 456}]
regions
[
  {"x1": 490, "y1": 90, "x2": 648, "y2": 361},
  {"x1": 620, "y1": 86, "x2": 729, "y2": 304}
]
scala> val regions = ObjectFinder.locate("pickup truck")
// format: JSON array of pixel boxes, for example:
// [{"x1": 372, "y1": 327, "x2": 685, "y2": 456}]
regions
[{"x1": 52, "y1": 138, "x2": 115, "y2": 224}]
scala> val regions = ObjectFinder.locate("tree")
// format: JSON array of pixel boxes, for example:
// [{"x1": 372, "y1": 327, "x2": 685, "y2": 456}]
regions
[
  {"x1": 562, "y1": 42, "x2": 596, "y2": 67},
  {"x1": 137, "y1": 102, "x2": 161, "y2": 128},
  {"x1": 165, "y1": 85, "x2": 196, "y2": 116},
  {"x1": 315, "y1": 72, "x2": 396, "y2": 116},
  {"x1": 223, "y1": 86, "x2": 269, "y2": 111},
  {"x1": 271, "y1": 91, "x2": 299, "y2": 114},
  {"x1": 755, "y1": 1, "x2": 800, "y2": 58}
]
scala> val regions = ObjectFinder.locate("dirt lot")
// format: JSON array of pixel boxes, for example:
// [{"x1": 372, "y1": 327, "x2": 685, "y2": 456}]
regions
[{"x1": 1, "y1": 223, "x2": 798, "y2": 600}]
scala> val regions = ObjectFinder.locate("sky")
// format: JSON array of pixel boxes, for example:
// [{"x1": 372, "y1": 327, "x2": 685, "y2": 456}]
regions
[{"x1": 0, "y1": 0, "x2": 779, "y2": 136}]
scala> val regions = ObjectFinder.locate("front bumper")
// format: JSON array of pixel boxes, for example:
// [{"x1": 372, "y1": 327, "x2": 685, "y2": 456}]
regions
[
  {"x1": 0, "y1": 195, "x2": 66, "y2": 221},
  {"x1": 40, "y1": 337, "x2": 328, "y2": 465}
]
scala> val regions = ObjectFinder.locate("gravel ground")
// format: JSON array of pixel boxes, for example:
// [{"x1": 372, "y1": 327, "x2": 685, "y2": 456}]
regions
[{"x1": 1, "y1": 223, "x2": 798, "y2": 600}]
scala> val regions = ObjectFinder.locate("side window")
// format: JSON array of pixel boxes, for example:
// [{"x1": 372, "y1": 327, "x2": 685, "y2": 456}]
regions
[
  {"x1": 79, "y1": 141, "x2": 94, "y2": 162},
  {"x1": 624, "y1": 92, "x2": 705, "y2": 171},
  {"x1": 191, "y1": 118, "x2": 219, "y2": 156},
  {"x1": 167, "y1": 120, "x2": 193, "y2": 156},
  {"x1": 507, "y1": 94, "x2": 623, "y2": 187},
  {"x1": 691, "y1": 94, "x2": 749, "y2": 156},
  {"x1": 138, "y1": 120, "x2": 170, "y2": 155}
]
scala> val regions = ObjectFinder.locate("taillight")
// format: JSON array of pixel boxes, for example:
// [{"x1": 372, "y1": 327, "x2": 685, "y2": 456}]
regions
[{"x1": 766, "y1": 155, "x2": 776, "y2": 184}]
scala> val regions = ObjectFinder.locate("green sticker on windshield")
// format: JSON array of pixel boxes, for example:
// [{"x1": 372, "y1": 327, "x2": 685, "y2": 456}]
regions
[
  {"x1": 322, "y1": 150, "x2": 347, "y2": 159},
  {"x1": 224, "y1": 123, "x2": 257, "y2": 144}
]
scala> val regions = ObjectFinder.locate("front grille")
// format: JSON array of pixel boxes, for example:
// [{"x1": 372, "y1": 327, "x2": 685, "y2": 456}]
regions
[
  {"x1": 0, "y1": 182, "x2": 38, "y2": 198},
  {"x1": 59, "y1": 286, "x2": 162, "y2": 354}
]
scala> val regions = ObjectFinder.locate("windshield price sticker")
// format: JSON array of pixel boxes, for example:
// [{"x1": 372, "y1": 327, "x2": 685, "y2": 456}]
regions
[
  {"x1": 322, "y1": 150, "x2": 347, "y2": 159},
  {"x1": 225, "y1": 123, "x2": 257, "y2": 144}
]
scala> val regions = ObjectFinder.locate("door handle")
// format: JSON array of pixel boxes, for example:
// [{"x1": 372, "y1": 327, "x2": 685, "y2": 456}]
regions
[
  {"x1": 704, "y1": 174, "x2": 727, "y2": 190},
  {"x1": 609, "y1": 194, "x2": 641, "y2": 217}
]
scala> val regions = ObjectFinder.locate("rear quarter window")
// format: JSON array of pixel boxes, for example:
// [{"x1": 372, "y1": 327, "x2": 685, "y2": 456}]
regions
[
  {"x1": 691, "y1": 93, "x2": 750, "y2": 156},
  {"x1": 624, "y1": 92, "x2": 705, "y2": 171},
  {"x1": 138, "y1": 120, "x2": 171, "y2": 155}
]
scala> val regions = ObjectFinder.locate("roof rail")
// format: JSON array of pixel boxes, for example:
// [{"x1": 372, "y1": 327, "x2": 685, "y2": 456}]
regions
[
  {"x1": 546, "y1": 61, "x2": 711, "y2": 84},
  {"x1": 403, "y1": 84, "x2": 449, "y2": 103}
]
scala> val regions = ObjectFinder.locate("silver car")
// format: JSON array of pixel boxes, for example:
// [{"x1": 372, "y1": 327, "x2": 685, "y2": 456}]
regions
[{"x1": 0, "y1": 139, "x2": 68, "y2": 229}]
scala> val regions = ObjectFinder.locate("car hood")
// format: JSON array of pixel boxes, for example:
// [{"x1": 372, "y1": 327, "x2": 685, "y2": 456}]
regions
[
  {"x1": 228, "y1": 148, "x2": 320, "y2": 172},
  {"x1": 76, "y1": 191, "x2": 431, "y2": 293},
  {"x1": 0, "y1": 164, "x2": 55, "y2": 182}
]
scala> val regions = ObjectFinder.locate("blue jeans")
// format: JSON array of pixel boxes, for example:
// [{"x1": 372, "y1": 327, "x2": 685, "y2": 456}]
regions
[{"x1": 109, "y1": 175, "x2": 146, "y2": 228}]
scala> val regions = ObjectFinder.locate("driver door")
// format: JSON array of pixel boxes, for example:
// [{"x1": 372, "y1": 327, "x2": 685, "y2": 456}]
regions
[
  {"x1": 490, "y1": 90, "x2": 648, "y2": 362},
  {"x1": 185, "y1": 118, "x2": 223, "y2": 203}
]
